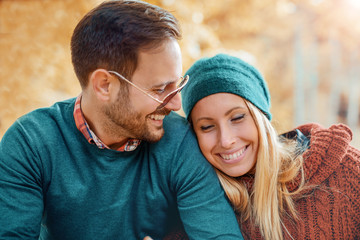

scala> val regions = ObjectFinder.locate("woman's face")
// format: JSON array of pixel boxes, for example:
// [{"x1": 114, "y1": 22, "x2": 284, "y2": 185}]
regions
[{"x1": 191, "y1": 93, "x2": 259, "y2": 177}]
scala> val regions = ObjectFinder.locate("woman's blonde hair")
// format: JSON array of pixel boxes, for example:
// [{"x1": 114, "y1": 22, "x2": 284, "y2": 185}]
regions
[{"x1": 216, "y1": 100, "x2": 306, "y2": 240}]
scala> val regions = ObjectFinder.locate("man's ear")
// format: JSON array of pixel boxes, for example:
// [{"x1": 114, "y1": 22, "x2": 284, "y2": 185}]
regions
[{"x1": 89, "y1": 69, "x2": 116, "y2": 101}]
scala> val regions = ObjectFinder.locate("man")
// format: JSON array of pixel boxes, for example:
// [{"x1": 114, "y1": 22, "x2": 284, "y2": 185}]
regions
[{"x1": 0, "y1": 1, "x2": 243, "y2": 239}]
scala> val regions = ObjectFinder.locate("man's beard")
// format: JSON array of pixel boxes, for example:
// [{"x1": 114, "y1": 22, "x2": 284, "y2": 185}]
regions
[{"x1": 103, "y1": 93, "x2": 169, "y2": 143}]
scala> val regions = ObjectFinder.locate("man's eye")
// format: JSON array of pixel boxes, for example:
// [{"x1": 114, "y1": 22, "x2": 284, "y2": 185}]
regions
[{"x1": 153, "y1": 89, "x2": 165, "y2": 94}]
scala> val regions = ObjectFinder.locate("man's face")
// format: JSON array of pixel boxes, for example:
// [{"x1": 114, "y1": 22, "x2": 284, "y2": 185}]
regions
[{"x1": 104, "y1": 39, "x2": 183, "y2": 142}]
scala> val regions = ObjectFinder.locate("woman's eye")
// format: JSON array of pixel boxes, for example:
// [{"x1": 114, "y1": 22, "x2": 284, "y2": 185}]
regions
[
  {"x1": 200, "y1": 125, "x2": 214, "y2": 131},
  {"x1": 231, "y1": 114, "x2": 245, "y2": 122}
]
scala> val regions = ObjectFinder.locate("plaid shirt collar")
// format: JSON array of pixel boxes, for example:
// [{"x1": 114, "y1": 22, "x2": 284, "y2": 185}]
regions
[{"x1": 73, "y1": 95, "x2": 141, "y2": 152}]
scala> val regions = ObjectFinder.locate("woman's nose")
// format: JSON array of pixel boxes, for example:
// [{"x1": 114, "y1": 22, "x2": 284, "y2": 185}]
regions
[{"x1": 219, "y1": 126, "x2": 236, "y2": 149}]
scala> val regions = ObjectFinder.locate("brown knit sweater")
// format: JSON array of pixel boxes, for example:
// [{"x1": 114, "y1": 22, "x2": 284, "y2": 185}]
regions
[{"x1": 165, "y1": 123, "x2": 360, "y2": 240}]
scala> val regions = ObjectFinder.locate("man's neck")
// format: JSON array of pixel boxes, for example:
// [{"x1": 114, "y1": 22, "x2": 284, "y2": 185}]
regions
[{"x1": 80, "y1": 93, "x2": 130, "y2": 149}]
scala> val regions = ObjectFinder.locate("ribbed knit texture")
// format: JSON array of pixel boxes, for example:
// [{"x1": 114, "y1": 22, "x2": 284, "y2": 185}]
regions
[
  {"x1": 165, "y1": 123, "x2": 360, "y2": 240},
  {"x1": 181, "y1": 54, "x2": 272, "y2": 120},
  {"x1": 240, "y1": 123, "x2": 360, "y2": 240}
]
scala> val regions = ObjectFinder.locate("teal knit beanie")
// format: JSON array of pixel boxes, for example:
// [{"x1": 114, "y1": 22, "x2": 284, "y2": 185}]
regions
[{"x1": 182, "y1": 53, "x2": 272, "y2": 120}]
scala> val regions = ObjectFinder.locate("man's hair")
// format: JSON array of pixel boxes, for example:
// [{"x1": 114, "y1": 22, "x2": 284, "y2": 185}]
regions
[{"x1": 71, "y1": 0, "x2": 181, "y2": 89}]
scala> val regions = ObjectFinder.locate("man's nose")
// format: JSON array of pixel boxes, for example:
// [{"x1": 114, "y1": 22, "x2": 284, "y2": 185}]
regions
[{"x1": 163, "y1": 92, "x2": 181, "y2": 112}]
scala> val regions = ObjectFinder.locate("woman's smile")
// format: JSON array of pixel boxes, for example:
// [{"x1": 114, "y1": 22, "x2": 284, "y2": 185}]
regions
[{"x1": 217, "y1": 145, "x2": 249, "y2": 164}]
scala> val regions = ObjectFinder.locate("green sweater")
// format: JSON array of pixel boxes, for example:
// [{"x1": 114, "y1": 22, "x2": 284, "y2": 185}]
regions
[{"x1": 0, "y1": 98, "x2": 243, "y2": 240}]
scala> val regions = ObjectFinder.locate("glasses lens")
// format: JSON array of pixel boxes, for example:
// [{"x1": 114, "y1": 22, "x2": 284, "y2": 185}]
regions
[
  {"x1": 156, "y1": 75, "x2": 189, "y2": 110},
  {"x1": 156, "y1": 92, "x2": 177, "y2": 110}
]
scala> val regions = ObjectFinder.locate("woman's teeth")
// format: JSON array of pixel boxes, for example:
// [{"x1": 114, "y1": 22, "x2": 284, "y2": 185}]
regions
[{"x1": 220, "y1": 146, "x2": 247, "y2": 160}]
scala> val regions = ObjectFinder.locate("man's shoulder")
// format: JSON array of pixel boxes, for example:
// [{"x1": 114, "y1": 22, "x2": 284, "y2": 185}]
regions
[
  {"x1": 148, "y1": 112, "x2": 202, "y2": 160},
  {"x1": 163, "y1": 112, "x2": 189, "y2": 128},
  {"x1": 19, "y1": 98, "x2": 75, "y2": 122},
  {"x1": 3, "y1": 98, "x2": 76, "y2": 141},
  {"x1": 161, "y1": 112, "x2": 195, "y2": 143}
]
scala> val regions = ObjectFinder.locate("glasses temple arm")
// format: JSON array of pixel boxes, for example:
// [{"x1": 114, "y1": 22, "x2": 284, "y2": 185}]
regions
[{"x1": 109, "y1": 71, "x2": 163, "y2": 104}]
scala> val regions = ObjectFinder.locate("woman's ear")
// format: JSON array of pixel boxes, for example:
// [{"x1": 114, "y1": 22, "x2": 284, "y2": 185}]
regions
[{"x1": 89, "y1": 69, "x2": 116, "y2": 102}]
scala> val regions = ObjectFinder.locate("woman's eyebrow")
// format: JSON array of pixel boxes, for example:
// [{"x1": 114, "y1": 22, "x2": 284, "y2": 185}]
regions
[
  {"x1": 195, "y1": 116, "x2": 213, "y2": 124},
  {"x1": 195, "y1": 106, "x2": 247, "y2": 124},
  {"x1": 225, "y1": 106, "x2": 247, "y2": 116}
]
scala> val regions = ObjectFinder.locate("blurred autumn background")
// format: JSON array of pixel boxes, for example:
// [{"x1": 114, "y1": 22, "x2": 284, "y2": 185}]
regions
[{"x1": 0, "y1": 0, "x2": 359, "y2": 148}]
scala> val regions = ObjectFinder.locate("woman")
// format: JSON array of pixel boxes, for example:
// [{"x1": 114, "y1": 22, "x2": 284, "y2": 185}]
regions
[{"x1": 168, "y1": 54, "x2": 360, "y2": 240}]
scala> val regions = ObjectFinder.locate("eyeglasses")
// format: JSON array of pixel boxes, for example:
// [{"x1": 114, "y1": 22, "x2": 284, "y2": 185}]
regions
[{"x1": 108, "y1": 70, "x2": 189, "y2": 110}]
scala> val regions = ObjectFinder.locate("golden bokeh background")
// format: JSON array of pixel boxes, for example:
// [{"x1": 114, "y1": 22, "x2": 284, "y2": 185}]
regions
[{"x1": 1, "y1": 0, "x2": 359, "y2": 148}]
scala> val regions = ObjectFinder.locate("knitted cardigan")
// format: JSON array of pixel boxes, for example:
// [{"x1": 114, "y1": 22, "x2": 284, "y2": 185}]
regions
[{"x1": 165, "y1": 123, "x2": 360, "y2": 239}]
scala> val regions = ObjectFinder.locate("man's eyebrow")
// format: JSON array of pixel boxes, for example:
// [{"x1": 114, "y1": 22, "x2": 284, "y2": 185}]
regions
[{"x1": 150, "y1": 79, "x2": 177, "y2": 88}]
